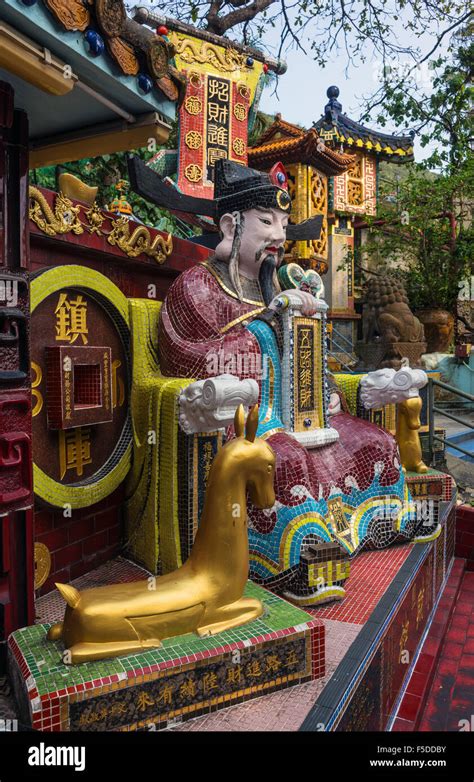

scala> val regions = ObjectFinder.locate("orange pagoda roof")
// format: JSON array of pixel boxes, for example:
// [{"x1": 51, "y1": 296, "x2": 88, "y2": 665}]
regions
[{"x1": 248, "y1": 115, "x2": 355, "y2": 176}]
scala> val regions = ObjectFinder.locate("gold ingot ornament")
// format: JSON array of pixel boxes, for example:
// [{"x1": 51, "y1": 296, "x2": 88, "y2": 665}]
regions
[
  {"x1": 34, "y1": 543, "x2": 51, "y2": 590},
  {"x1": 58, "y1": 173, "x2": 98, "y2": 207},
  {"x1": 48, "y1": 405, "x2": 276, "y2": 664}
]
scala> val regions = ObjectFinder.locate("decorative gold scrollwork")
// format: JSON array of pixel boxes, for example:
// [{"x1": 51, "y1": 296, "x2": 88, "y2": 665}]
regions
[
  {"x1": 232, "y1": 138, "x2": 246, "y2": 157},
  {"x1": 234, "y1": 103, "x2": 247, "y2": 121},
  {"x1": 237, "y1": 83, "x2": 251, "y2": 100},
  {"x1": 43, "y1": 0, "x2": 89, "y2": 31},
  {"x1": 29, "y1": 186, "x2": 173, "y2": 264},
  {"x1": 85, "y1": 203, "x2": 105, "y2": 235},
  {"x1": 188, "y1": 71, "x2": 203, "y2": 88},
  {"x1": 107, "y1": 37, "x2": 140, "y2": 76},
  {"x1": 34, "y1": 542, "x2": 51, "y2": 590},
  {"x1": 184, "y1": 163, "x2": 203, "y2": 183},
  {"x1": 184, "y1": 95, "x2": 203, "y2": 115},
  {"x1": 346, "y1": 155, "x2": 364, "y2": 207},
  {"x1": 347, "y1": 181, "x2": 363, "y2": 206},
  {"x1": 31, "y1": 361, "x2": 44, "y2": 417},
  {"x1": 107, "y1": 217, "x2": 173, "y2": 264},
  {"x1": 185, "y1": 130, "x2": 203, "y2": 150}
]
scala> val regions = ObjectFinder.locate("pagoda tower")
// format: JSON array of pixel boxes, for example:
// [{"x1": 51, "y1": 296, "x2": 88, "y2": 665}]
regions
[
  {"x1": 248, "y1": 114, "x2": 355, "y2": 275},
  {"x1": 313, "y1": 86, "x2": 414, "y2": 365}
]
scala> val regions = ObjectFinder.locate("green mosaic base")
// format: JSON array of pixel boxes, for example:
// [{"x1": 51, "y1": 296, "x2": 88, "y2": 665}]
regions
[
  {"x1": 405, "y1": 467, "x2": 448, "y2": 479},
  {"x1": 9, "y1": 582, "x2": 323, "y2": 731}
]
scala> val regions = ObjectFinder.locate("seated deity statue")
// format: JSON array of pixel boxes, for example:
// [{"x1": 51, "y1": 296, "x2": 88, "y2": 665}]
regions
[{"x1": 127, "y1": 156, "x2": 430, "y2": 607}]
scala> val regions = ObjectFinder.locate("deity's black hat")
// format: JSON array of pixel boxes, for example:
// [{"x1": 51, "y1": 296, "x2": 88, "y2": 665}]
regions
[
  {"x1": 127, "y1": 155, "x2": 323, "y2": 241},
  {"x1": 213, "y1": 159, "x2": 291, "y2": 218}
]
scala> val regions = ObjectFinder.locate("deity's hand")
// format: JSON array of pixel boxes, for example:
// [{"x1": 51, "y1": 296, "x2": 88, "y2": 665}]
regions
[
  {"x1": 268, "y1": 289, "x2": 321, "y2": 317},
  {"x1": 328, "y1": 392, "x2": 342, "y2": 416}
]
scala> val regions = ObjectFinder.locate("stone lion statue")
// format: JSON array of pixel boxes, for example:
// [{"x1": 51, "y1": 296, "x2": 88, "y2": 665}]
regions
[{"x1": 362, "y1": 276, "x2": 425, "y2": 344}]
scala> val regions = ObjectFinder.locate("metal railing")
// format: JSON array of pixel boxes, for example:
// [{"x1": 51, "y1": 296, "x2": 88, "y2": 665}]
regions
[
  {"x1": 327, "y1": 324, "x2": 356, "y2": 373},
  {"x1": 330, "y1": 324, "x2": 354, "y2": 353},
  {"x1": 427, "y1": 377, "x2": 474, "y2": 464}
]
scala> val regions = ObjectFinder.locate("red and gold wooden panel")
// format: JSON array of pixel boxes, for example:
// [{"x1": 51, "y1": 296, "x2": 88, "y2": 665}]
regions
[{"x1": 31, "y1": 266, "x2": 131, "y2": 508}]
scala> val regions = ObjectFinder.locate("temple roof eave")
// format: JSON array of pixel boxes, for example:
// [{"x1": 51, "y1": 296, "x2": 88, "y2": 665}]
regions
[
  {"x1": 314, "y1": 113, "x2": 414, "y2": 161},
  {"x1": 255, "y1": 115, "x2": 304, "y2": 145},
  {"x1": 248, "y1": 129, "x2": 356, "y2": 176}
]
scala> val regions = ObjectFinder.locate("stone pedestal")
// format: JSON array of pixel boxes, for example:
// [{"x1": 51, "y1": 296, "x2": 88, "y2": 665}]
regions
[
  {"x1": 8, "y1": 581, "x2": 324, "y2": 731},
  {"x1": 356, "y1": 341, "x2": 426, "y2": 370}
]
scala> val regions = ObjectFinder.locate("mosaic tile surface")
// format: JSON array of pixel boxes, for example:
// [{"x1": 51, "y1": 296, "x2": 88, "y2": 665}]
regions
[
  {"x1": 29, "y1": 546, "x2": 414, "y2": 731},
  {"x1": 392, "y1": 557, "x2": 465, "y2": 732},
  {"x1": 171, "y1": 546, "x2": 416, "y2": 730},
  {"x1": 154, "y1": 260, "x2": 425, "y2": 604},
  {"x1": 308, "y1": 545, "x2": 412, "y2": 624},
  {"x1": 20, "y1": 583, "x2": 317, "y2": 697},
  {"x1": 170, "y1": 618, "x2": 361, "y2": 732},
  {"x1": 418, "y1": 569, "x2": 474, "y2": 732},
  {"x1": 175, "y1": 506, "x2": 454, "y2": 732},
  {"x1": 11, "y1": 568, "x2": 323, "y2": 731},
  {"x1": 20, "y1": 504, "x2": 452, "y2": 733}
]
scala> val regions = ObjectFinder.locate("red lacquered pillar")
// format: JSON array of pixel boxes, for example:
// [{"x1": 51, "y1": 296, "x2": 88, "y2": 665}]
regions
[{"x1": 0, "y1": 81, "x2": 34, "y2": 670}]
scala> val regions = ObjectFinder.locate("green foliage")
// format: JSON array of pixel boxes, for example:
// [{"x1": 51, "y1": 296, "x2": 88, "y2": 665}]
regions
[
  {"x1": 358, "y1": 25, "x2": 473, "y2": 316},
  {"x1": 30, "y1": 141, "x2": 194, "y2": 239},
  {"x1": 248, "y1": 110, "x2": 276, "y2": 146},
  {"x1": 359, "y1": 157, "x2": 473, "y2": 312},
  {"x1": 365, "y1": 21, "x2": 473, "y2": 172}
]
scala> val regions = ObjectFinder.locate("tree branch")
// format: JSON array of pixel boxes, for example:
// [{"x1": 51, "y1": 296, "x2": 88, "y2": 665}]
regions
[
  {"x1": 206, "y1": 0, "x2": 277, "y2": 34},
  {"x1": 280, "y1": 0, "x2": 306, "y2": 54},
  {"x1": 206, "y1": 0, "x2": 224, "y2": 32}
]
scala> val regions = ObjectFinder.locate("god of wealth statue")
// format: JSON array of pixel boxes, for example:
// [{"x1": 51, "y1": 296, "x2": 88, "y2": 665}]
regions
[{"x1": 128, "y1": 156, "x2": 430, "y2": 607}]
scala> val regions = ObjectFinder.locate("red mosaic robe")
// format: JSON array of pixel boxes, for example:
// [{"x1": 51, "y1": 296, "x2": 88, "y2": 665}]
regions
[
  {"x1": 158, "y1": 263, "x2": 400, "y2": 517},
  {"x1": 158, "y1": 262, "x2": 263, "y2": 380}
]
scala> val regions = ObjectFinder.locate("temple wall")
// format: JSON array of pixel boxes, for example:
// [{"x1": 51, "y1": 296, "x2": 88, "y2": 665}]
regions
[
  {"x1": 28, "y1": 187, "x2": 211, "y2": 597},
  {"x1": 34, "y1": 488, "x2": 124, "y2": 596}
]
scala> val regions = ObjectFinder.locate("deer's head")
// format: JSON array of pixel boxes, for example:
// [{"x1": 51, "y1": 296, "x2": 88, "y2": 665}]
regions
[
  {"x1": 232, "y1": 404, "x2": 276, "y2": 510},
  {"x1": 398, "y1": 396, "x2": 422, "y2": 430}
]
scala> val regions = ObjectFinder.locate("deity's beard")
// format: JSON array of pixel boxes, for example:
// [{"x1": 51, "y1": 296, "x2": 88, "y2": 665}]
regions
[
  {"x1": 228, "y1": 212, "x2": 245, "y2": 301},
  {"x1": 259, "y1": 254, "x2": 282, "y2": 306}
]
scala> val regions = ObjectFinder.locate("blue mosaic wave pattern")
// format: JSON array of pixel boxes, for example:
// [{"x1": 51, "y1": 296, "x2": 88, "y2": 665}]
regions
[{"x1": 247, "y1": 320, "x2": 415, "y2": 580}]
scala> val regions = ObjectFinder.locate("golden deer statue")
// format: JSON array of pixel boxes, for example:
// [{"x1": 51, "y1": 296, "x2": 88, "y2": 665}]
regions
[
  {"x1": 396, "y1": 396, "x2": 428, "y2": 474},
  {"x1": 47, "y1": 405, "x2": 276, "y2": 664}
]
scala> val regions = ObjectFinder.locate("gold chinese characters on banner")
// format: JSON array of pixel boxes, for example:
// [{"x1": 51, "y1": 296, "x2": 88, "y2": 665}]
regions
[{"x1": 170, "y1": 30, "x2": 264, "y2": 198}]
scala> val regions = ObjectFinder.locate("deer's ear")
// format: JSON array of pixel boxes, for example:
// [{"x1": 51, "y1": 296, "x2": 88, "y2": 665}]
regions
[
  {"x1": 245, "y1": 404, "x2": 259, "y2": 443},
  {"x1": 234, "y1": 404, "x2": 245, "y2": 438}
]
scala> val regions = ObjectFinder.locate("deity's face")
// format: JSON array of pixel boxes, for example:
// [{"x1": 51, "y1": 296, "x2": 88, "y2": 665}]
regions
[{"x1": 216, "y1": 207, "x2": 289, "y2": 279}]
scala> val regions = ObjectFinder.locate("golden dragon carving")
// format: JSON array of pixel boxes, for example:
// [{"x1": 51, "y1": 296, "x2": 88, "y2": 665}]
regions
[
  {"x1": 174, "y1": 37, "x2": 246, "y2": 73},
  {"x1": 29, "y1": 186, "x2": 173, "y2": 264},
  {"x1": 107, "y1": 217, "x2": 173, "y2": 264},
  {"x1": 29, "y1": 186, "x2": 83, "y2": 236}
]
